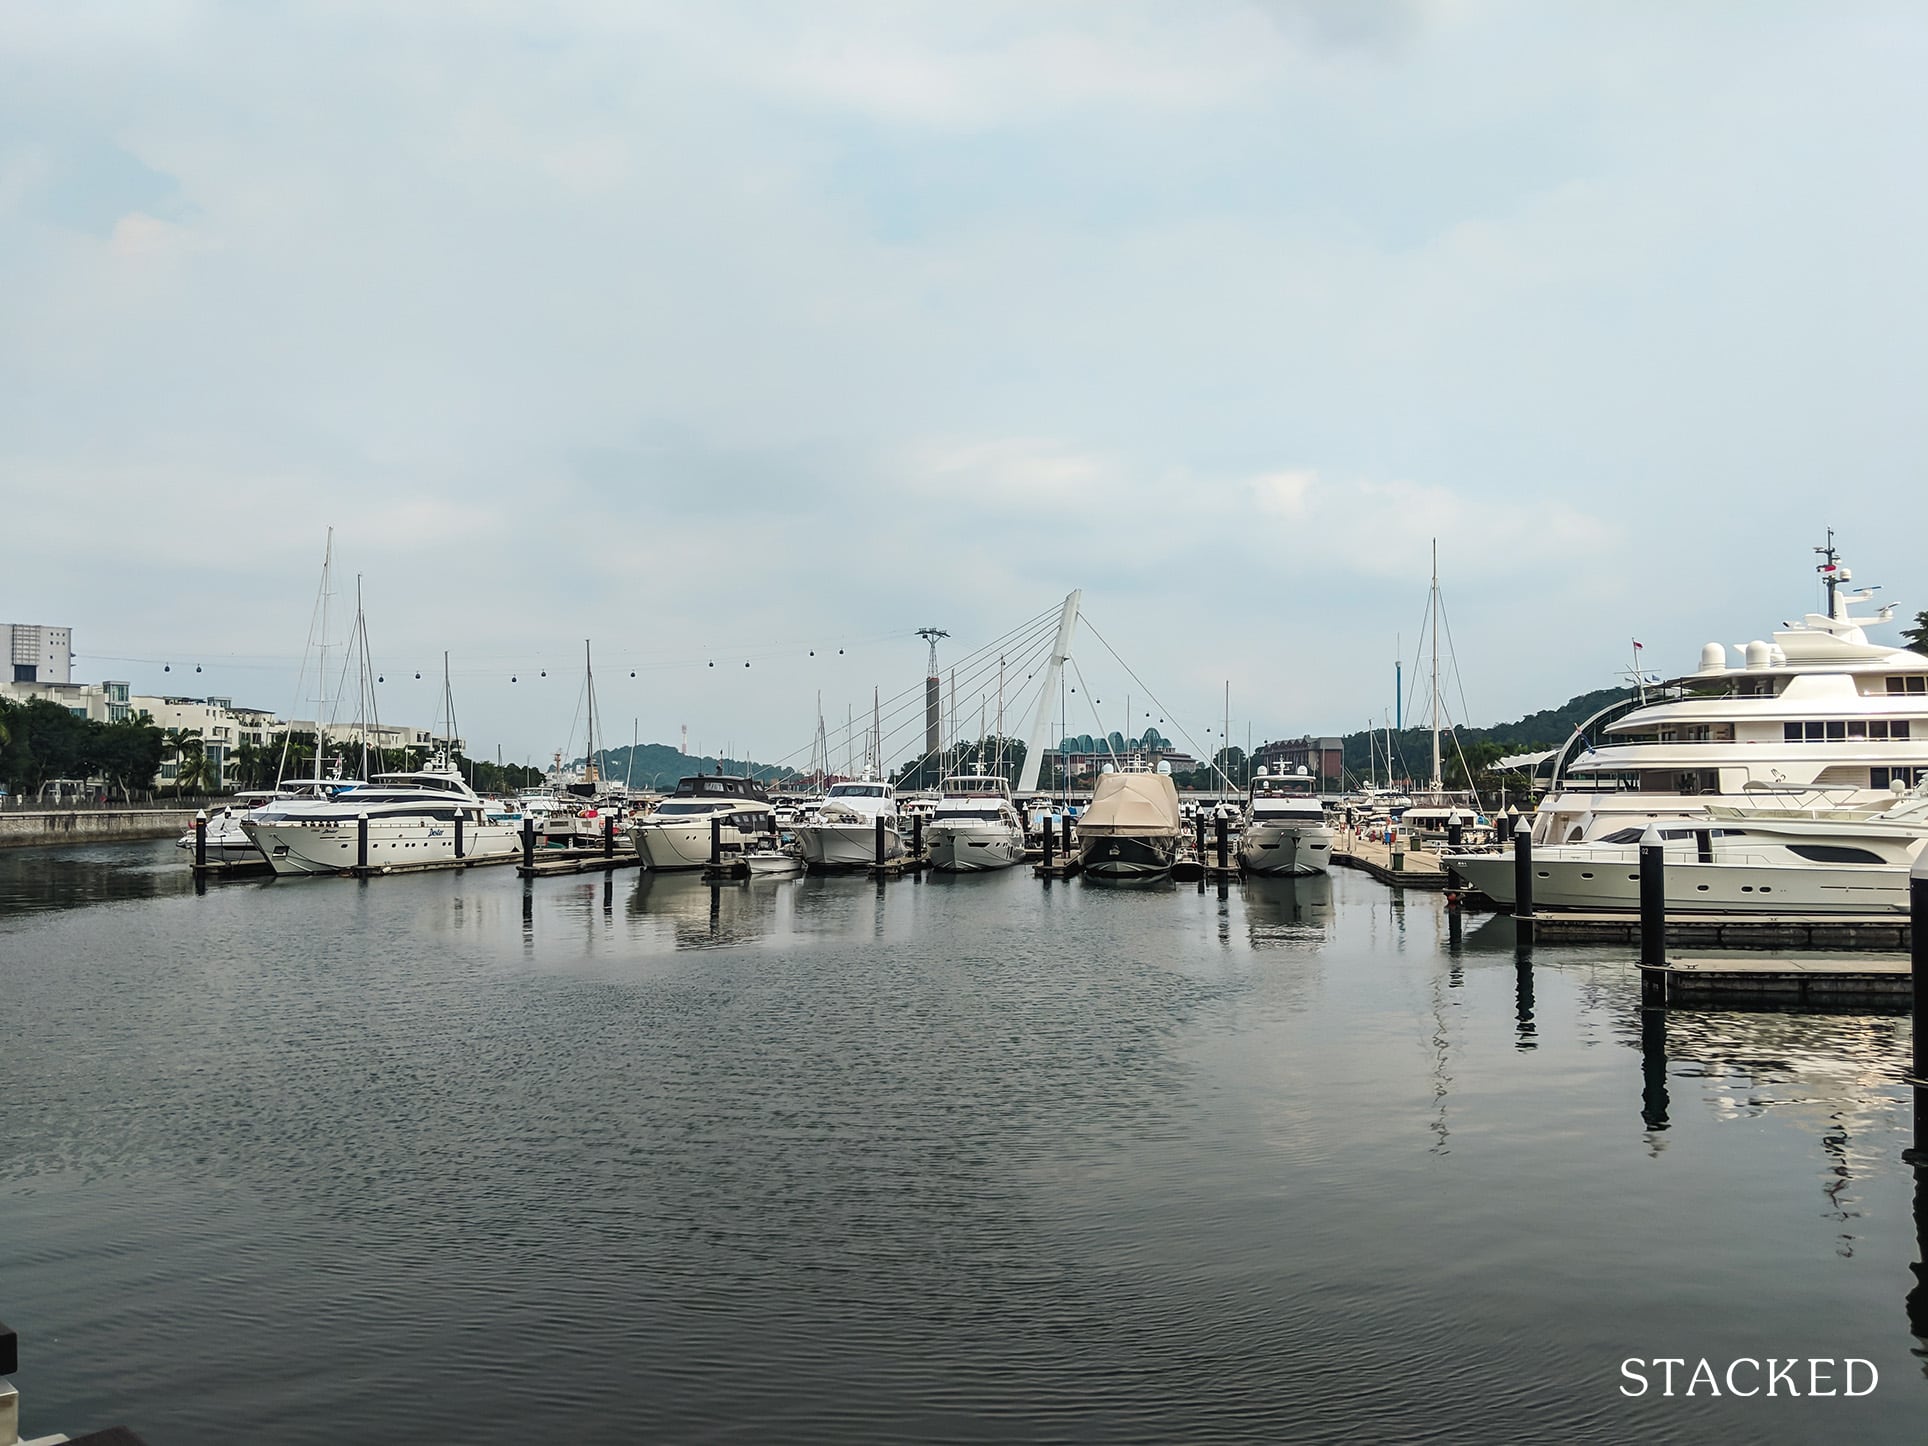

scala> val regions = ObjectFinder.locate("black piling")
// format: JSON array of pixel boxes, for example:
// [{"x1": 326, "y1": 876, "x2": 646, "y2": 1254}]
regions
[
  {"x1": 710, "y1": 815, "x2": 723, "y2": 868},
  {"x1": 1215, "y1": 813, "x2": 1229, "y2": 871},
  {"x1": 1639, "y1": 825, "x2": 1667, "y2": 971},
  {"x1": 912, "y1": 813, "x2": 923, "y2": 860},
  {"x1": 1913, "y1": 857, "x2": 1928, "y2": 1084},
  {"x1": 1042, "y1": 814, "x2": 1055, "y2": 869},
  {"x1": 194, "y1": 813, "x2": 207, "y2": 870},
  {"x1": 1446, "y1": 817, "x2": 1463, "y2": 851},
  {"x1": 521, "y1": 816, "x2": 535, "y2": 871},
  {"x1": 1512, "y1": 818, "x2": 1534, "y2": 947},
  {"x1": 357, "y1": 812, "x2": 369, "y2": 871},
  {"x1": 603, "y1": 813, "x2": 615, "y2": 859},
  {"x1": 454, "y1": 811, "x2": 465, "y2": 860},
  {"x1": 1193, "y1": 811, "x2": 1205, "y2": 863},
  {"x1": 874, "y1": 815, "x2": 886, "y2": 868}
]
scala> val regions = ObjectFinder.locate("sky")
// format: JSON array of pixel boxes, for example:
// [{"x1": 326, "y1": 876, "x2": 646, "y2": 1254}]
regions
[{"x1": 4, "y1": 0, "x2": 1925, "y2": 772}]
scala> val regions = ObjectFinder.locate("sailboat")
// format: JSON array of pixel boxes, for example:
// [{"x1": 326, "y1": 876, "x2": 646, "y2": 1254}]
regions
[{"x1": 794, "y1": 688, "x2": 907, "y2": 869}]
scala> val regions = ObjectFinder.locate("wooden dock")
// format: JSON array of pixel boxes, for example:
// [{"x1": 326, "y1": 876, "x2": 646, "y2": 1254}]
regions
[
  {"x1": 1640, "y1": 956, "x2": 1914, "y2": 1011},
  {"x1": 1531, "y1": 910, "x2": 1909, "y2": 949},
  {"x1": 516, "y1": 849, "x2": 644, "y2": 879},
  {"x1": 190, "y1": 856, "x2": 275, "y2": 881},
  {"x1": 1331, "y1": 836, "x2": 1454, "y2": 890}
]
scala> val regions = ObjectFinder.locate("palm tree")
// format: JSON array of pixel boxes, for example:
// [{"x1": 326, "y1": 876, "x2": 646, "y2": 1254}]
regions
[
  {"x1": 1904, "y1": 610, "x2": 1928, "y2": 656},
  {"x1": 162, "y1": 728, "x2": 207, "y2": 798}
]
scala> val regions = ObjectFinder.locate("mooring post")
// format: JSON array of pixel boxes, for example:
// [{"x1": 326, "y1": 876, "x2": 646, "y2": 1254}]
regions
[
  {"x1": 874, "y1": 814, "x2": 886, "y2": 869},
  {"x1": 710, "y1": 814, "x2": 723, "y2": 868},
  {"x1": 1193, "y1": 811, "x2": 1205, "y2": 862},
  {"x1": 454, "y1": 810, "x2": 465, "y2": 861},
  {"x1": 194, "y1": 811, "x2": 207, "y2": 870},
  {"x1": 912, "y1": 812, "x2": 923, "y2": 860},
  {"x1": 1512, "y1": 817, "x2": 1534, "y2": 946},
  {"x1": 1446, "y1": 816, "x2": 1463, "y2": 851},
  {"x1": 356, "y1": 812, "x2": 369, "y2": 872},
  {"x1": 1215, "y1": 812, "x2": 1229, "y2": 871},
  {"x1": 1043, "y1": 814, "x2": 1055, "y2": 869},
  {"x1": 603, "y1": 813, "x2": 614, "y2": 859},
  {"x1": 1912, "y1": 852, "x2": 1928, "y2": 1085},
  {"x1": 1639, "y1": 824, "x2": 1667, "y2": 971},
  {"x1": 521, "y1": 816, "x2": 535, "y2": 871}
]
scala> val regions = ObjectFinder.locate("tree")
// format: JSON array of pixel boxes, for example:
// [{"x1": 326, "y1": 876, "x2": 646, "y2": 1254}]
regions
[
  {"x1": 162, "y1": 728, "x2": 208, "y2": 797},
  {"x1": 1904, "y1": 610, "x2": 1928, "y2": 656}
]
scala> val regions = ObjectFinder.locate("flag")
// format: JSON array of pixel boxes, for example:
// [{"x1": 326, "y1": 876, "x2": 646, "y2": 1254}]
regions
[
  {"x1": 1572, "y1": 721, "x2": 1595, "y2": 754},
  {"x1": 1632, "y1": 640, "x2": 1643, "y2": 649}
]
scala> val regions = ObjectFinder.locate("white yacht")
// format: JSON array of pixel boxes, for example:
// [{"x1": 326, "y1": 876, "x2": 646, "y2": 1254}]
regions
[
  {"x1": 176, "y1": 783, "x2": 358, "y2": 862},
  {"x1": 924, "y1": 774, "x2": 1026, "y2": 873},
  {"x1": 794, "y1": 778, "x2": 906, "y2": 870},
  {"x1": 241, "y1": 758, "x2": 521, "y2": 876},
  {"x1": 1527, "y1": 543, "x2": 1927, "y2": 848},
  {"x1": 1237, "y1": 766, "x2": 1334, "y2": 876},
  {"x1": 1449, "y1": 788, "x2": 1928, "y2": 914},
  {"x1": 627, "y1": 775, "x2": 775, "y2": 870}
]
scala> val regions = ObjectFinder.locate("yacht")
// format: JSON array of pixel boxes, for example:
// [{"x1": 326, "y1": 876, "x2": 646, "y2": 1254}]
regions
[
  {"x1": 924, "y1": 774, "x2": 1026, "y2": 872},
  {"x1": 176, "y1": 782, "x2": 358, "y2": 862},
  {"x1": 241, "y1": 757, "x2": 521, "y2": 876},
  {"x1": 1076, "y1": 766, "x2": 1183, "y2": 879},
  {"x1": 1448, "y1": 788, "x2": 1928, "y2": 914},
  {"x1": 794, "y1": 778, "x2": 906, "y2": 870},
  {"x1": 1527, "y1": 542, "x2": 1927, "y2": 848},
  {"x1": 627, "y1": 775, "x2": 776, "y2": 870},
  {"x1": 1237, "y1": 766, "x2": 1334, "y2": 876}
]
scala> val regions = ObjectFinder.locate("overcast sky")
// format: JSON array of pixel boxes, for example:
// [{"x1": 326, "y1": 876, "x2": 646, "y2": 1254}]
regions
[{"x1": 5, "y1": 1, "x2": 1924, "y2": 769}]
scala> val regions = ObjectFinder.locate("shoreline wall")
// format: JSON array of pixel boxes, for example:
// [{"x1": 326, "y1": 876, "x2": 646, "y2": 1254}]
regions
[{"x1": 0, "y1": 810, "x2": 198, "y2": 848}]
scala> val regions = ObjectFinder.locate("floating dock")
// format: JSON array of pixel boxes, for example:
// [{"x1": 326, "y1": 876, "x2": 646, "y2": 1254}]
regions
[
  {"x1": 189, "y1": 856, "x2": 275, "y2": 881},
  {"x1": 1531, "y1": 911, "x2": 1909, "y2": 949},
  {"x1": 1331, "y1": 836, "x2": 1454, "y2": 890},
  {"x1": 1640, "y1": 956, "x2": 1913, "y2": 1011},
  {"x1": 516, "y1": 848, "x2": 644, "y2": 879}
]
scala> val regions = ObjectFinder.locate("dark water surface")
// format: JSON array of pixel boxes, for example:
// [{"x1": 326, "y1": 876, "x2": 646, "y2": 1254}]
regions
[{"x1": 2, "y1": 840, "x2": 1924, "y2": 1443}]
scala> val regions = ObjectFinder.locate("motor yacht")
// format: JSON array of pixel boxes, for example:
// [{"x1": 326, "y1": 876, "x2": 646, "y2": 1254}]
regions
[
  {"x1": 241, "y1": 757, "x2": 520, "y2": 876},
  {"x1": 1528, "y1": 543, "x2": 1927, "y2": 846},
  {"x1": 794, "y1": 778, "x2": 906, "y2": 870},
  {"x1": 627, "y1": 775, "x2": 776, "y2": 870},
  {"x1": 924, "y1": 774, "x2": 1026, "y2": 872},
  {"x1": 1448, "y1": 787, "x2": 1928, "y2": 914},
  {"x1": 176, "y1": 782, "x2": 359, "y2": 862},
  {"x1": 1076, "y1": 766, "x2": 1182, "y2": 879},
  {"x1": 1237, "y1": 766, "x2": 1335, "y2": 876}
]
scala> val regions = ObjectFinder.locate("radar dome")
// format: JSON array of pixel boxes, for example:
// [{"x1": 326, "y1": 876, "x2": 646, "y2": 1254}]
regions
[
  {"x1": 1744, "y1": 640, "x2": 1772, "y2": 669},
  {"x1": 1156, "y1": 761, "x2": 1172, "y2": 775},
  {"x1": 1699, "y1": 642, "x2": 1726, "y2": 671}
]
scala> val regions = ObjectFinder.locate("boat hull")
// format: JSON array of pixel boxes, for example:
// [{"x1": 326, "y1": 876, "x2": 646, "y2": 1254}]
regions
[
  {"x1": 1238, "y1": 821, "x2": 1334, "y2": 876},
  {"x1": 244, "y1": 818, "x2": 521, "y2": 876},
  {"x1": 631, "y1": 821, "x2": 763, "y2": 871},
  {"x1": 926, "y1": 824, "x2": 1025, "y2": 872},
  {"x1": 1078, "y1": 832, "x2": 1179, "y2": 879},
  {"x1": 797, "y1": 823, "x2": 906, "y2": 870},
  {"x1": 1447, "y1": 852, "x2": 1910, "y2": 914}
]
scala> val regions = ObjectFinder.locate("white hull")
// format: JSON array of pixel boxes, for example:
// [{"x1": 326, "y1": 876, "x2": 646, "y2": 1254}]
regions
[
  {"x1": 631, "y1": 822, "x2": 762, "y2": 871},
  {"x1": 745, "y1": 850, "x2": 805, "y2": 877},
  {"x1": 926, "y1": 824, "x2": 1025, "y2": 872},
  {"x1": 797, "y1": 822, "x2": 906, "y2": 869},
  {"x1": 1448, "y1": 851, "x2": 1910, "y2": 914},
  {"x1": 1238, "y1": 821, "x2": 1333, "y2": 876},
  {"x1": 245, "y1": 818, "x2": 521, "y2": 876}
]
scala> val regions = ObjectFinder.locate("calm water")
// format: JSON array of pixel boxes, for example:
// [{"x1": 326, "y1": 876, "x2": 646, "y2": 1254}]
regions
[{"x1": 2, "y1": 840, "x2": 1924, "y2": 1444}]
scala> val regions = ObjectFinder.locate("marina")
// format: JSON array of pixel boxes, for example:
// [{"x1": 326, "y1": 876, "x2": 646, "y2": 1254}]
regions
[{"x1": 4, "y1": 839, "x2": 1927, "y2": 1444}]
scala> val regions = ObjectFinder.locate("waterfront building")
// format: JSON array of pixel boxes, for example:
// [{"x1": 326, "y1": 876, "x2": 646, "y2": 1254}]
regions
[
  {"x1": 1256, "y1": 736, "x2": 1346, "y2": 790},
  {"x1": 0, "y1": 677, "x2": 132, "y2": 724}
]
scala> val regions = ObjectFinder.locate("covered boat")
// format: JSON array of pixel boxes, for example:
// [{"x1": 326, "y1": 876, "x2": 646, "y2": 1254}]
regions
[{"x1": 1075, "y1": 769, "x2": 1182, "y2": 879}]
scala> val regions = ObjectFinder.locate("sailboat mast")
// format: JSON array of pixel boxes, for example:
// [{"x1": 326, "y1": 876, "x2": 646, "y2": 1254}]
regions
[
  {"x1": 314, "y1": 528, "x2": 333, "y2": 785},
  {"x1": 583, "y1": 639, "x2": 597, "y2": 785},
  {"x1": 1429, "y1": 540, "x2": 1442, "y2": 794}
]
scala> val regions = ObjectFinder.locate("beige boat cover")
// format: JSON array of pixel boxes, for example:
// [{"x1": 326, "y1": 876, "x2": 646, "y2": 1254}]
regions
[{"x1": 1076, "y1": 771, "x2": 1182, "y2": 835}]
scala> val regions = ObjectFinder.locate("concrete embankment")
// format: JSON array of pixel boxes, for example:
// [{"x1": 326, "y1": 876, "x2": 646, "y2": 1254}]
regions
[{"x1": 0, "y1": 809, "x2": 197, "y2": 848}]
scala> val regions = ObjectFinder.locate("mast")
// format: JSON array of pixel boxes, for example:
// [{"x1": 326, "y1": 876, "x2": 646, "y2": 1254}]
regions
[
  {"x1": 626, "y1": 718, "x2": 636, "y2": 792},
  {"x1": 353, "y1": 575, "x2": 370, "y2": 780},
  {"x1": 313, "y1": 528, "x2": 334, "y2": 786},
  {"x1": 1429, "y1": 540, "x2": 1442, "y2": 795},
  {"x1": 1815, "y1": 529, "x2": 1842, "y2": 620},
  {"x1": 1018, "y1": 590, "x2": 1082, "y2": 795},
  {"x1": 582, "y1": 639, "x2": 599, "y2": 786},
  {"x1": 441, "y1": 651, "x2": 457, "y2": 768}
]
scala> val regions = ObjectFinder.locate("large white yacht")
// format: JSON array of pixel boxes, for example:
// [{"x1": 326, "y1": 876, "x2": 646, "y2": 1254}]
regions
[
  {"x1": 1526, "y1": 544, "x2": 1926, "y2": 848},
  {"x1": 1237, "y1": 766, "x2": 1334, "y2": 876},
  {"x1": 794, "y1": 778, "x2": 906, "y2": 870},
  {"x1": 1450, "y1": 788, "x2": 1928, "y2": 914},
  {"x1": 924, "y1": 774, "x2": 1026, "y2": 873},
  {"x1": 241, "y1": 758, "x2": 521, "y2": 876},
  {"x1": 627, "y1": 775, "x2": 775, "y2": 870}
]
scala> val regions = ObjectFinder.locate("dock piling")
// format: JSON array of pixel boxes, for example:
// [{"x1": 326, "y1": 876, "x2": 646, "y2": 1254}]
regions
[
  {"x1": 1193, "y1": 812, "x2": 1205, "y2": 864},
  {"x1": 603, "y1": 814, "x2": 614, "y2": 859},
  {"x1": 710, "y1": 815, "x2": 723, "y2": 868},
  {"x1": 1639, "y1": 825, "x2": 1667, "y2": 971},
  {"x1": 454, "y1": 811, "x2": 464, "y2": 861},
  {"x1": 521, "y1": 817, "x2": 535, "y2": 871},
  {"x1": 1215, "y1": 813, "x2": 1229, "y2": 872},
  {"x1": 1042, "y1": 815, "x2": 1055, "y2": 870},
  {"x1": 912, "y1": 813, "x2": 923, "y2": 860},
  {"x1": 1913, "y1": 853, "x2": 1928, "y2": 1083},
  {"x1": 874, "y1": 815, "x2": 885, "y2": 869},
  {"x1": 357, "y1": 812, "x2": 369, "y2": 872},
  {"x1": 194, "y1": 812, "x2": 207, "y2": 871},
  {"x1": 1512, "y1": 818, "x2": 1534, "y2": 946}
]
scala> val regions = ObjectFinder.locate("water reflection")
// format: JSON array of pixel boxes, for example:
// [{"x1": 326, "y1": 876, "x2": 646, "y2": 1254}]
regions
[
  {"x1": 1240, "y1": 875, "x2": 1332, "y2": 951},
  {"x1": 0, "y1": 839, "x2": 200, "y2": 917}
]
